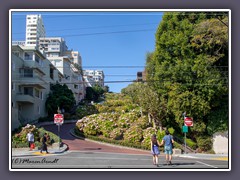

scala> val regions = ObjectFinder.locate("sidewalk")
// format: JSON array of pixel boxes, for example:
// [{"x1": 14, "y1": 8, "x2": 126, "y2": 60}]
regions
[
  {"x1": 177, "y1": 153, "x2": 229, "y2": 161},
  {"x1": 11, "y1": 143, "x2": 68, "y2": 157}
]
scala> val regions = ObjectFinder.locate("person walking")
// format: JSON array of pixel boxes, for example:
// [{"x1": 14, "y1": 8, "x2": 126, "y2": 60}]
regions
[
  {"x1": 40, "y1": 133, "x2": 49, "y2": 154},
  {"x1": 150, "y1": 134, "x2": 161, "y2": 167},
  {"x1": 160, "y1": 130, "x2": 174, "y2": 165},
  {"x1": 26, "y1": 130, "x2": 34, "y2": 151}
]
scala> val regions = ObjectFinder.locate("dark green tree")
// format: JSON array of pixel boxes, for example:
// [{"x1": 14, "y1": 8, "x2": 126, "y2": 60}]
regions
[
  {"x1": 85, "y1": 85, "x2": 105, "y2": 102},
  {"x1": 146, "y1": 12, "x2": 228, "y2": 141},
  {"x1": 45, "y1": 83, "x2": 76, "y2": 116}
]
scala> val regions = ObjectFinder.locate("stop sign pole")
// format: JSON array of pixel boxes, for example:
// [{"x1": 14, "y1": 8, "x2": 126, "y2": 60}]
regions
[
  {"x1": 182, "y1": 112, "x2": 193, "y2": 154},
  {"x1": 54, "y1": 107, "x2": 64, "y2": 150}
]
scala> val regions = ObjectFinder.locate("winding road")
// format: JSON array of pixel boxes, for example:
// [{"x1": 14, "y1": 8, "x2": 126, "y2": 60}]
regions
[{"x1": 43, "y1": 123, "x2": 150, "y2": 155}]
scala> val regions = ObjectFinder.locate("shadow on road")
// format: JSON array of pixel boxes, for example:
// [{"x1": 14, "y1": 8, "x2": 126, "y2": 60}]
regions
[{"x1": 163, "y1": 162, "x2": 196, "y2": 166}]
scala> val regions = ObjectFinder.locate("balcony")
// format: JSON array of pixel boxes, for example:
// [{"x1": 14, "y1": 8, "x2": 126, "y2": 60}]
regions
[{"x1": 15, "y1": 93, "x2": 34, "y2": 104}]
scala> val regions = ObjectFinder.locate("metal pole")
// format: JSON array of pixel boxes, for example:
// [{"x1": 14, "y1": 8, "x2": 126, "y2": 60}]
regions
[
  {"x1": 58, "y1": 124, "x2": 60, "y2": 150},
  {"x1": 184, "y1": 132, "x2": 186, "y2": 154}
]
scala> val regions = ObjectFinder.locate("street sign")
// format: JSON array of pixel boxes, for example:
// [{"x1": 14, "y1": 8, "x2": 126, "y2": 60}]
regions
[
  {"x1": 54, "y1": 114, "x2": 64, "y2": 124},
  {"x1": 184, "y1": 116, "x2": 193, "y2": 126},
  {"x1": 182, "y1": 125, "x2": 188, "y2": 133}
]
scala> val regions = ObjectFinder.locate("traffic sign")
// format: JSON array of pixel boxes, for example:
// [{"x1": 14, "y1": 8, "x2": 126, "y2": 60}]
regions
[
  {"x1": 184, "y1": 116, "x2": 193, "y2": 126},
  {"x1": 54, "y1": 114, "x2": 64, "y2": 124},
  {"x1": 182, "y1": 125, "x2": 188, "y2": 133}
]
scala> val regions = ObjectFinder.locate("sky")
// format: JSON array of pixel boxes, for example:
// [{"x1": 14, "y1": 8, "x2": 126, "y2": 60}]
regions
[{"x1": 11, "y1": 10, "x2": 163, "y2": 93}]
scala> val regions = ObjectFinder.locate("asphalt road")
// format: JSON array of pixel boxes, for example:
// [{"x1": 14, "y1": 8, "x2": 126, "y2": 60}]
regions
[
  {"x1": 11, "y1": 123, "x2": 229, "y2": 170},
  {"x1": 11, "y1": 151, "x2": 228, "y2": 169}
]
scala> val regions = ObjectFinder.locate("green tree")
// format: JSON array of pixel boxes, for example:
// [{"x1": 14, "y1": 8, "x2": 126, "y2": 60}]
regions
[
  {"x1": 146, "y1": 12, "x2": 228, "y2": 141},
  {"x1": 45, "y1": 83, "x2": 76, "y2": 116},
  {"x1": 122, "y1": 82, "x2": 167, "y2": 131},
  {"x1": 85, "y1": 85, "x2": 105, "y2": 102}
]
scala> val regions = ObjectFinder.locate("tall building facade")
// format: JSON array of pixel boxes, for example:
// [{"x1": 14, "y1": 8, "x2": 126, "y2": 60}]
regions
[
  {"x1": 11, "y1": 45, "x2": 63, "y2": 130},
  {"x1": 83, "y1": 70, "x2": 105, "y2": 88},
  {"x1": 39, "y1": 37, "x2": 68, "y2": 57},
  {"x1": 25, "y1": 14, "x2": 45, "y2": 48}
]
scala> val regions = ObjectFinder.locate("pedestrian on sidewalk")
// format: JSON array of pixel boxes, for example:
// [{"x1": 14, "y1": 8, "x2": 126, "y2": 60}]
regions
[
  {"x1": 40, "y1": 133, "x2": 49, "y2": 154},
  {"x1": 26, "y1": 130, "x2": 34, "y2": 151},
  {"x1": 160, "y1": 130, "x2": 174, "y2": 165},
  {"x1": 150, "y1": 134, "x2": 161, "y2": 167}
]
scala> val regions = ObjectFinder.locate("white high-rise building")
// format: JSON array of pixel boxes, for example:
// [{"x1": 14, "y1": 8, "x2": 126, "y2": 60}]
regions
[
  {"x1": 25, "y1": 14, "x2": 45, "y2": 48},
  {"x1": 39, "y1": 37, "x2": 68, "y2": 57},
  {"x1": 83, "y1": 70, "x2": 105, "y2": 87}
]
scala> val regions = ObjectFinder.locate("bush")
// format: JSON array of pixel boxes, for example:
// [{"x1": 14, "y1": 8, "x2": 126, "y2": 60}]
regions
[
  {"x1": 186, "y1": 138, "x2": 197, "y2": 149},
  {"x1": 123, "y1": 125, "x2": 143, "y2": 144},
  {"x1": 12, "y1": 124, "x2": 60, "y2": 148},
  {"x1": 76, "y1": 104, "x2": 98, "y2": 119},
  {"x1": 110, "y1": 128, "x2": 124, "y2": 140},
  {"x1": 196, "y1": 136, "x2": 212, "y2": 152}
]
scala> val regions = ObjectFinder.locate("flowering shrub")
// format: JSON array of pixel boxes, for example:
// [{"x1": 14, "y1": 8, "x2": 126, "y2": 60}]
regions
[
  {"x1": 141, "y1": 127, "x2": 158, "y2": 149},
  {"x1": 123, "y1": 125, "x2": 143, "y2": 144},
  {"x1": 76, "y1": 104, "x2": 98, "y2": 119},
  {"x1": 110, "y1": 127, "x2": 124, "y2": 140},
  {"x1": 74, "y1": 93, "x2": 171, "y2": 151},
  {"x1": 12, "y1": 124, "x2": 39, "y2": 144},
  {"x1": 12, "y1": 124, "x2": 59, "y2": 148}
]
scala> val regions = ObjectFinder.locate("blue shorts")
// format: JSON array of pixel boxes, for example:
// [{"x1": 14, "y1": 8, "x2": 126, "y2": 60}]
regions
[{"x1": 164, "y1": 145, "x2": 173, "y2": 155}]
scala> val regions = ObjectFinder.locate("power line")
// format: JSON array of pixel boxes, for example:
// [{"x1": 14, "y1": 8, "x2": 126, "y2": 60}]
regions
[
  {"x1": 13, "y1": 22, "x2": 159, "y2": 35},
  {"x1": 13, "y1": 29, "x2": 156, "y2": 38},
  {"x1": 11, "y1": 65, "x2": 229, "y2": 69}
]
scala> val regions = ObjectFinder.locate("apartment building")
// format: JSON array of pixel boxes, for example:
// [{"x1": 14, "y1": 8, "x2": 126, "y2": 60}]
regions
[
  {"x1": 83, "y1": 70, "x2": 105, "y2": 88},
  {"x1": 64, "y1": 50, "x2": 82, "y2": 67},
  {"x1": 39, "y1": 37, "x2": 68, "y2": 57},
  {"x1": 11, "y1": 45, "x2": 63, "y2": 131},
  {"x1": 47, "y1": 55, "x2": 84, "y2": 104},
  {"x1": 25, "y1": 14, "x2": 45, "y2": 48}
]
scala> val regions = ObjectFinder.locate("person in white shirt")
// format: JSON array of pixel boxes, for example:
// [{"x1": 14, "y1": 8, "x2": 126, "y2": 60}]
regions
[{"x1": 26, "y1": 130, "x2": 34, "y2": 150}]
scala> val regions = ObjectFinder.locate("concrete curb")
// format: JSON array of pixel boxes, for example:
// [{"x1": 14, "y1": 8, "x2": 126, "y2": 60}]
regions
[{"x1": 12, "y1": 143, "x2": 68, "y2": 157}]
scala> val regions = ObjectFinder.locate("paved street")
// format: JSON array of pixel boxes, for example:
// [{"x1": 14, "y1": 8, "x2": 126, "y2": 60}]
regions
[
  {"x1": 11, "y1": 122, "x2": 229, "y2": 170},
  {"x1": 11, "y1": 151, "x2": 228, "y2": 169}
]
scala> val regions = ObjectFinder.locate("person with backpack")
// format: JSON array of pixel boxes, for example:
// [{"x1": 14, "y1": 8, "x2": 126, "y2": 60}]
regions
[
  {"x1": 40, "y1": 133, "x2": 49, "y2": 154},
  {"x1": 150, "y1": 134, "x2": 161, "y2": 167},
  {"x1": 160, "y1": 130, "x2": 174, "y2": 165}
]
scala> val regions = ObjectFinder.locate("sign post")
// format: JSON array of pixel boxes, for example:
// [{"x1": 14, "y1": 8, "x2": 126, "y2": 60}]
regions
[
  {"x1": 54, "y1": 113, "x2": 64, "y2": 150},
  {"x1": 182, "y1": 112, "x2": 193, "y2": 154},
  {"x1": 182, "y1": 126, "x2": 188, "y2": 154}
]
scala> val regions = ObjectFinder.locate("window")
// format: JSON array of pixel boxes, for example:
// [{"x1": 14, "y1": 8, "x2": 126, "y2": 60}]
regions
[
  {"x1": 40, "y1": 92, "x2": 43, "y2": 100},
  {"x1": 22, "y1": 69, "x2": 33, "y2": 77},
  {"x1": 50, "y1": 67, "x2": 54, "y2": 80},
  {"x1": 24, "y1": 52, "x2": 33, "y2": 60},
  {"x1": 35, "y1": 54, "x2": 40, "y2": 63},
  {"x1": 35, "y1": 89, "x2": 40, "y2": 98},
  {"x1": 24, "y1": 87, "x2": 33, "y2": 96},
  {"x1": 13, "y1": 51, "x2": 20, "y2": 57}
]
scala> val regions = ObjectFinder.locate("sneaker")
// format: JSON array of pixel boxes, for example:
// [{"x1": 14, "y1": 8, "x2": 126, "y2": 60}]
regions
[{"x1": 169, "y1": 161, "x2": 172, "y2": 165}]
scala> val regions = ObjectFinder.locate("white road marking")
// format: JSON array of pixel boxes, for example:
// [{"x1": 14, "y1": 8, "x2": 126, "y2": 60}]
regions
[{"x1": 196, "y1": 161, "x2": 218, "y2": 168}]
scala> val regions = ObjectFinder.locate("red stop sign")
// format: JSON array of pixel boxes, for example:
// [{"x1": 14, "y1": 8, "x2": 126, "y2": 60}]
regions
[
  {"x1": 54, "y1": 114, "x2": 64, "y2": 124},
  {"x1": 184, "y1": 116, "x2": 193, "y2": 126}
]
